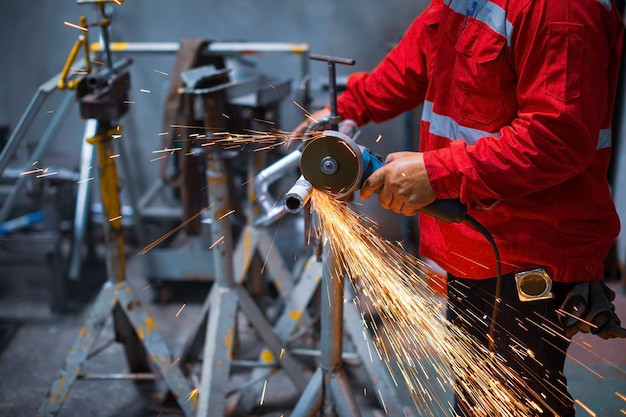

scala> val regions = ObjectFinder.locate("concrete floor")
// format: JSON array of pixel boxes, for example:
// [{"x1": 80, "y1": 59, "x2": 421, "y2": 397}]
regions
[{"x1": 0, "y1": 228, "x2": 625, "y2": 417}]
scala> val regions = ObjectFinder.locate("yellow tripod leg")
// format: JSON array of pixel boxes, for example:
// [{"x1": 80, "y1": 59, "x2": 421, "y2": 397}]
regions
[{"x1": 87, "y1": 125, "x2": 125, "y2": 283}]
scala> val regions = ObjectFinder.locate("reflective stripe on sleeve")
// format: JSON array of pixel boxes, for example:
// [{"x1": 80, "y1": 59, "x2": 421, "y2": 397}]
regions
[
  {"x1": 422, "y1": 100, "x2": 500, "y2": 145},
  {"x1": 422, "y1": 100, "x2": 612, "y2": 150}
]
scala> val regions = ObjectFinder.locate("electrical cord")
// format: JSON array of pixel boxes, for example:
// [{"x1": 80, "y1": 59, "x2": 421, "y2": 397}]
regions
[{"x1": 463, "y1": 214, "x2": 502, "y2": 352}]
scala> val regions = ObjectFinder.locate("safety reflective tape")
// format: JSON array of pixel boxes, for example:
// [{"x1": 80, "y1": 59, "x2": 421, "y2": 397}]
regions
[
  {"x1": 445, "y1": 0, "x2": 514, "y2": 46},
  {"x1": 598, "y1": 128, "x2": 612, "y2": 149},
  {"x1": 422, "y1": 100, "x2": 500, "y2": 145},
  {"x1": 423, "y1": 100, "x2": 612, "y2": 150}
]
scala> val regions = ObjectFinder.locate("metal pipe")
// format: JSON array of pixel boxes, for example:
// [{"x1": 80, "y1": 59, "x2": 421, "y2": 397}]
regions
[
  {"x1": 252, "y1": 149, "x2": 301, "y2": 227},
  {"x1": 69, "y1": 119, "x2": 97, "y2": 280},
  {"x1": 283, "y1": 175, "x2": 313, "y2": 213},
  {"x1": 0, "y1": 93, "x2": 75, "y2": 224}
]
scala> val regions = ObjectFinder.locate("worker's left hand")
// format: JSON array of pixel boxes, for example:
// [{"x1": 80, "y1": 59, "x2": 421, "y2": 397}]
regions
[
  {"x1": 360, "y1": 151, "x2": 436, "y2": 216},
  {"x1": 559, "y1": 281, "x2": 626, "y2": 339}
]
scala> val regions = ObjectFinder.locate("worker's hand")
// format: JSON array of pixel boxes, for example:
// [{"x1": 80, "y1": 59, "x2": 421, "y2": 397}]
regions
[
  {"x1": 292, "y1": 107, "x2": 332, "y2": 138},
  {"x1": 559, "y1": 281, "x2": 626, "y2": 339},
  {"x1": 284, "y1": 107, "x2": 332, "y2": 152},
  {"x1": 360, "y1": 151, "x2": 436, "y2": 216}
]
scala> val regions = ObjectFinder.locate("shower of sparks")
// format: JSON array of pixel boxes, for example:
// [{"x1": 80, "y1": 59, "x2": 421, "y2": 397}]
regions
[
  {"x1": 218, "y1": 209, "x2": 235, "y2": 220},
  {"x1": 150, "y1": 155, "x2": 168, "y2": 162},
  {"x1": 152, "y1": 147, "x2": 181, "y2": 154},
  {"x1": 63, "y1": 21, "x2": 87, "y2": 31},
  {"x1": 309, "y1": 190, "x2": 548, "y2": 416},
  {"x1": 36, "y1": 171, "x2": 58, "y2": 178},
  {"x1": 186, "y1": 388, "x2": 198, "y2": 403},
  {"x1": 575, "y1": 399, "x2": 597, "y2": 416},
  {"x1": 77, "y1": 177, "x2": 94, "y2": 184},
  {"x1": 166, "y1": 123, "x2": 325, "y2": 153},
  {"x1": 140, "y1": 89, "x2": 151, "y2": 93},
  {"x1": 153, "y1": 69, "x2": 168, "y2": 76},
  {"x1": 209, "y1": 236, "x2": 225, "y2": 250},
  {"x1": 176, "y1": 304, "x2": 186, "y2": 317},
  {"x1": 260, "y1": 380, "x2": 268, "y2": 405},
  {"x1": 21, "y1": 168, "x2": 44, "y2": 176},
  {"x1": 137, "y1": 205, "x2": 211, "y2": 256},
  {"x1": 376, "y1": 134, "x2": 382, "y2": 143}
]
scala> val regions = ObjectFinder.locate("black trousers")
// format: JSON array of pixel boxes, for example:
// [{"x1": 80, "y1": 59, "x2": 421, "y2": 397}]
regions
[{"x1": 446, "y1": 273, "x2": 576, "y2": 417}]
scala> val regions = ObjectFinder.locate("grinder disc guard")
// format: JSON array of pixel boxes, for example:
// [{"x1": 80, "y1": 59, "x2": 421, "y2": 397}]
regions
[{"x1": 300, "y1": 131, "x2": 363, "y2": 198}]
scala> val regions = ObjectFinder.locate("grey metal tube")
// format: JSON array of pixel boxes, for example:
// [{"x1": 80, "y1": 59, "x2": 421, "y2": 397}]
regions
[
  {"x1": 253, "y1": 149, "x2": 301, "y2": 227},
  {"x1": 0, "y1": 93, "x2": 74, "y2": 224},
  {"x1": 69, "y1": 120, "x2": 98, "y2": 280},
  {"x1": 283, "y1": 175, "x2": 313, "y2": 213}
]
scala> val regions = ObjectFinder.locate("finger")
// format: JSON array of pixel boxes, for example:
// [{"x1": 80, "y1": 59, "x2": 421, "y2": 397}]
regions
[
  {"x1": 385, "y1": 152, "x2": 404, "y2": 164},
  {"x1": 377, "y1": 184, "x2": 394, "y2": 210},
  {"x1": 361, "y1": 169, "x2": 385, "y2": 200},
  {"x1": 385, "y1": 151, "x2": 413, "y2": 164},
  {"x1": 390, "y1": 197, "x2": 404, "y2": 214},
  {"x1": 293, "y1": 121, "x2": 310, "y2": 136},
  {"x1": 402, "y1": 206, "x2": 420, "y2": 217}
]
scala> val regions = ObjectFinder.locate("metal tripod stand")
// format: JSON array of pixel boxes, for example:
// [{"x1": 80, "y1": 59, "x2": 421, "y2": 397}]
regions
[
  {"x1": 288, "y1": 54, "x2": 414, "y2": 417},
  {"x1": 39, "y1": 3, "x2": 196, "y2": 415}
]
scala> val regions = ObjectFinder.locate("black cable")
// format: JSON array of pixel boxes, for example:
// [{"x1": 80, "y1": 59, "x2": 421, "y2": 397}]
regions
[{"x1": 463, "y1": 214, "x2": 502, "y2": 352}]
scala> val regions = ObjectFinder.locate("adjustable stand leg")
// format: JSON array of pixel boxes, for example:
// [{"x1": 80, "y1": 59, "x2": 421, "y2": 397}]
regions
[
  {"x1": 193, "y1": 156, "x2": 310, "y2": 416},
  {"x1": 39, "y1": 125, "x2": 197, "y2": 417},
  {"x1": 291, "y1": 241, "x2": 362, "y2": 417}
]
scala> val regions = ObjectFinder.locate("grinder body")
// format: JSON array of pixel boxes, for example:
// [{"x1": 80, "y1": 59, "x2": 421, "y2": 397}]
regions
[{"x1": 298, "y1": 129, "x2": 465, "y2": 223}]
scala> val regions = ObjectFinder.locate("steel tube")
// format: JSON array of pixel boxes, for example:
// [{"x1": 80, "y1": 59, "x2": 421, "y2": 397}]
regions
[
  {"x1": 252, "y1": 149, "x2": 301, "y2": 226},
  {"x1": 283, "y1": 175, "x2": 313, "y2": 213}
]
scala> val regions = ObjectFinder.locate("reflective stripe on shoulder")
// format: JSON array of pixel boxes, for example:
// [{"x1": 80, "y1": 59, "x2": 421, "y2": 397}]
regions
[
  {"x1": 445, "y1": 0, "x2": 514, "y2": 46},
  {"x1": 422, "y1": 100, "x2": 613, "y2": 150}
]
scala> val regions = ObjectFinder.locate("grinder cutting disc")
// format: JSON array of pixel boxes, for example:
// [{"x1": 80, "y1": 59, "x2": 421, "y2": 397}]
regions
[{"x1": 300, "y1": 131, "x2": 363, "y2": 198}]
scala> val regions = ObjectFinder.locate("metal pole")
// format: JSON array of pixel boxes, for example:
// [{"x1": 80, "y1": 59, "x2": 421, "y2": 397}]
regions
[
  {"x1": 0, "y1": 93, "x2": 75, "y2": 224},
  {"x1": 69, "y1": 119, "x2": 97, "y2": 280},
  {"x1": 0, "y1": 70, "x2": 65, "y2": 178}
]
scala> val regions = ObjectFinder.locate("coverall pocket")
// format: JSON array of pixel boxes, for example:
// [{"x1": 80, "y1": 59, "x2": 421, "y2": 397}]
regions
[{"x1": 453, "y1": 20, "x2": 506, "y2": 125}]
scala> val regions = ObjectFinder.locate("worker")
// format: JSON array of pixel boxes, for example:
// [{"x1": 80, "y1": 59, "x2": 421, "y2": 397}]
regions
[{"x1": 294, "y1": 0, "x2": 626, "y2": 415}]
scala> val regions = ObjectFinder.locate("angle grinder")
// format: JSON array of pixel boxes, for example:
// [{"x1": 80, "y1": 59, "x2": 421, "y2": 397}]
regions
[{"x1": 298, "y1": 130, "x2": 466, "y2": 224}]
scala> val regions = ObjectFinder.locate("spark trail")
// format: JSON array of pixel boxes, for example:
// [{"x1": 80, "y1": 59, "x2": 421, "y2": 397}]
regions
[{"x1": 310, "y1": 190, "x2": 545, "y2": 416}]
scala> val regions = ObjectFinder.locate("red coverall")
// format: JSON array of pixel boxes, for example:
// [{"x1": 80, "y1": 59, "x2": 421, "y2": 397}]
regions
[
  {"x1": 337, "y1": 0, "x2": 623, "y2": 284},
  {"x1": 335, "y1": 0, "x2": 624, "y2": 415}
]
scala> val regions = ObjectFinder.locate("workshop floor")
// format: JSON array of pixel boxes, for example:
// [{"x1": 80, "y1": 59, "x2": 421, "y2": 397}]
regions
[{"x1": 0, "y1": 236, "x2": 625, "y2": 417}]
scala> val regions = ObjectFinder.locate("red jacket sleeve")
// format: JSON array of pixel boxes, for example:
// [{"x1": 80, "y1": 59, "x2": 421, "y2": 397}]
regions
[
  {"x1": 425, "y1": 0, "x2": 624, "y2": 203},
  {"x1": 336, "y1": 1, "x2": 442, "y2": 126}
]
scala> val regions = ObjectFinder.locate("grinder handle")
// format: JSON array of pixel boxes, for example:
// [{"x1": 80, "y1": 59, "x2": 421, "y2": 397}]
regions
[
  {"x1": 360, "y1": 148, "x2": 466, "y2": 224},
  {"x1": 421, "y1": 199, "x2": 466, "y2": 224}
]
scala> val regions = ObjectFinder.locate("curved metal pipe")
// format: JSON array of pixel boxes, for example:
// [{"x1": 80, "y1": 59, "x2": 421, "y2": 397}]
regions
[
  {"x1": 253, "y1": 149, "x2": 302, "y2": 227},
  {"x1": 283, "y1": 176, "x2": 313, "y2": 213}
]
